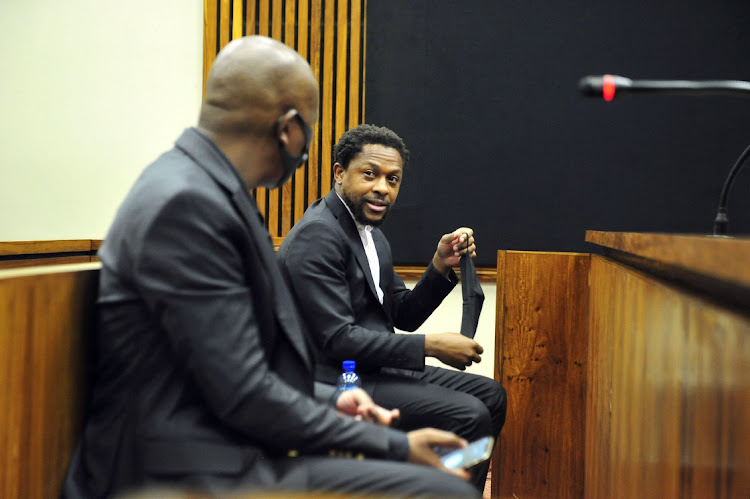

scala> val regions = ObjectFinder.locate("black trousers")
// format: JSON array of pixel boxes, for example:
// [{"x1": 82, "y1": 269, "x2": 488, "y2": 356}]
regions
[
  {"x1": 368, "y1": 365, "x2": 507, "y2": 491},
  {"x1": 300, "y1": 457, "x2": 481, "y2": 498},
  {"x1": 135, "y1": 456, "x2": 480, "y2": 498}
]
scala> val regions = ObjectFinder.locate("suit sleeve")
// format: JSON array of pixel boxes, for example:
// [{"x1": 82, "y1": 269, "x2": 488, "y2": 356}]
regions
[
  {"x1": 281, "y1": 220, "x2": 454, "y2": 371},
  {"x1": 388, "y1": 257, "x2": 458, "y2": 332},
  {"x1": 133, "y1": 191, "x2": 399, "y2": 458}
]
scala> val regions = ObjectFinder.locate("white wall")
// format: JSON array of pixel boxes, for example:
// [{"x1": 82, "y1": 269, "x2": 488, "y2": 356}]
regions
[
  {"x1": 0, "y1": 0, "x2": 203, "y2": 240},
  {"x1": 398, "y1": 281, "x2": 496, "y2": 380}
]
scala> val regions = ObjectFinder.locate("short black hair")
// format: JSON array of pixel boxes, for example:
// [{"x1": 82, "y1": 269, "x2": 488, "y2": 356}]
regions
[{"x1": 332, "y1": 124, "x2": 410, "y2": 170}]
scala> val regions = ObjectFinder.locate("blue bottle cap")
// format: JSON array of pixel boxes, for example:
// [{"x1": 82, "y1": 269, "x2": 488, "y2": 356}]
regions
[{"x1": 342, "y1": 360, "x2": 356, "y2": 371}]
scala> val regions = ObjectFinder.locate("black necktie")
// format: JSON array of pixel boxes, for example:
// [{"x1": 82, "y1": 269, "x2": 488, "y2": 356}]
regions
[{"x1": 459, "y1": 233, "x2": 484, "y2": 338}]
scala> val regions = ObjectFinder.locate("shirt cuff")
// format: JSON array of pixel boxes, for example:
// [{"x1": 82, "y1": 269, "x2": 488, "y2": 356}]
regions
[{"x1": 386, "y1": 429, "x2": 410, "y2": 461}]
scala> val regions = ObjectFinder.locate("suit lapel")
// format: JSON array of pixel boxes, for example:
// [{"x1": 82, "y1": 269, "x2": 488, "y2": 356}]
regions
[
  {"x1": 230, "y1": 191, "x2": 313, "y2": 372},
  {"x1": 371, "y1": 229, "x2": 394, "y2": 320},
  {"x1": 325, "y1": 191, "x2": 394, "y2": 321},
  {"x1": 325, "y1": 191, "x2": 381, "y2": 303},
  {"x1": 176, "y1": 128, "x2": 313, "y2": 371}
]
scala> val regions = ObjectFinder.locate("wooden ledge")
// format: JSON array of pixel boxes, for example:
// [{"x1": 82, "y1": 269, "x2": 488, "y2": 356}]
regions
[
  {"x1": 394, "y1": 265, "x2": 497, "y2": 282},
  {"x1": 586, "y1": 231, "x2": 750, "y2": 289},
  {"x1": 0, "y1": 240, "x2": 93, "y2": 256},
  {"x1": 0, "y1": 262, "x2": 101, "y2": 280}
]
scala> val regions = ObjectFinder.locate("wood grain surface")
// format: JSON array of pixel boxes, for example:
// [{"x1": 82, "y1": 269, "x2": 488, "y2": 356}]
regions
[
  {"x1": 586, "y1": 231, "x2": 750, "y2": 289},
  {"x1": 0, "y1": 240, "x2": 91, "y2": 256},
  {"x1": 0, "y1": 240, "x2": 100, "y2": 269},
  {"x1": 0, "y1": 263, "x2": 99, "y2": 498},
  {"x1": 494, "y1": 250, "x2": 590, "y2": 498},
  {"x1": 586, "y1": 255, "x2": 750, "y2": 498}
]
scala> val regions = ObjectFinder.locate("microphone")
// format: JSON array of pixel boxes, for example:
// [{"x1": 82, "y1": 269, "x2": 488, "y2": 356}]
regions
[
  {"x1": 578, "y1": 73, "x2": 750, "y2": 235},
  {"x1": 578, "y1": 74, "x2": 750, "y2": 101}
]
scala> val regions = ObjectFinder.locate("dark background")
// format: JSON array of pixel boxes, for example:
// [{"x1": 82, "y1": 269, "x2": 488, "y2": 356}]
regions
[{"x1": 365, "y1": 0, "x2": 750, "y2": 266}]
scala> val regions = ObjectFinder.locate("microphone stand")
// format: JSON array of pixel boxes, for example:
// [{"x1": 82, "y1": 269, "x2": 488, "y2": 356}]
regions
[{"x1": 713, "y1": 142, "x2": 750, "y2": 235}]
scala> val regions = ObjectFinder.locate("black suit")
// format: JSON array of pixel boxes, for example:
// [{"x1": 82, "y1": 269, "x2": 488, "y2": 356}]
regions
[
  {"x1": 278, "y1": 190, "x2": 507, "y2": 490},
  {"x1": 63, "y1": 129, "x2": 478, "y2": 498}
]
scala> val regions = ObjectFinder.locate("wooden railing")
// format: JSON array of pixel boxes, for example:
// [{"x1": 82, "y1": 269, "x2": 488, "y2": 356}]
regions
[
  {"x1": 0, "y1": 240, "x2": 100, "y2": 270},
  {"x1": 203, "y1": 0, "x2": 367, "y2": 239},
  {"x1": 2, "y1": 240, "x2": 500, "y2": 283}
]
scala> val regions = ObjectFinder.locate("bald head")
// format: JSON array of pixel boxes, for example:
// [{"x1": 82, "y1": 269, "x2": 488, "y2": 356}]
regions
[{"x1": 198, "y1": 36, "x2": 318, "y2": 138}]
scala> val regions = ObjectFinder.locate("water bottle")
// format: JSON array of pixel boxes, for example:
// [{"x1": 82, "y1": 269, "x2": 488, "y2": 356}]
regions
[{"x1": 336, "y1": 360, "x2": 362, "y2": 391}]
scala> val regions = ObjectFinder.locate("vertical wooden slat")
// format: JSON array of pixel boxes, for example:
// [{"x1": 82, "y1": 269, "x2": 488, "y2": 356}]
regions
[
  {"x1": 203, "y1": 0, "x2": 218, "y2": 97},
  {"x1": 281, "y1": 0, "x2": 297, "y2": 234},
  {"x1": 254, "y1": 0, "x2": 271, "y2": 219},
  {"x1": 320, "y1": 0, "x2": 335, "y2": 196},
  {"x1": 244, "y1": 1, "x2": 257, "y2": 208},
  {"x1": 348, "y1": 0, "x2": 362, "y2": 129},
  {"x1": 306, "y1": 0, "x2": 322, "y2": 204},
  {"x1": 232, "y1": 0, "x2": 243, "y2": 40},
  {"x1": 294, "y1": 0, "x2": 310, "y2": 223},
  {"x1": 258, "y1": 0, "x2": 270, "y2": 35},
  {"x1": 245, "y1": 0, "x2": 256, "y2": 35},
  {"x1": 266, "y1": 0, "x2": 283, "y2": 237},
  {"x1": 219, "y1": 0, "x2": 231, "y2": 48},
  {"x1": 361, "y1": 0, "x2": 367, "y2": 122},
  {"x1": 335, "y1": 0, "x2": 348, "y2": 141}
]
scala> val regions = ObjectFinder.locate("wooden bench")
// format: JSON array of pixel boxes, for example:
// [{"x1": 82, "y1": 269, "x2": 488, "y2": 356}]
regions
[{"x1": 0, "y1": 262, "x2": 100, "y2": 498}]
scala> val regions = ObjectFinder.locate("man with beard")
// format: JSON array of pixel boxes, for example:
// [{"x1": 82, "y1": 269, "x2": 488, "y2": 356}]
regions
[{"x1": 277, "y1": 124, "x2": 507, "y2": 492}]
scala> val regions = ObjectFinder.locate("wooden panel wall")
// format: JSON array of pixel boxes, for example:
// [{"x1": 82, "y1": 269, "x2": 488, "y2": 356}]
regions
[
  {"x1": 586, "y1": 255, "x2": 750, "y2": 498},
  {"x1": 203, "y1": 0, "x2": 367, "y2": 238},
  {"x1": 494, "y1": 250, "x2": 591, "y2": 498},
  {"x1": 0, "y1": 263, "x2": 99, "y2": 498}
]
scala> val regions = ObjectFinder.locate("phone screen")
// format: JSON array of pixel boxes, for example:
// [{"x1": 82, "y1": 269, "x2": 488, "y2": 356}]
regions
[{"x1": 440, "y1": 436, "x2": 494, "y2": 469}]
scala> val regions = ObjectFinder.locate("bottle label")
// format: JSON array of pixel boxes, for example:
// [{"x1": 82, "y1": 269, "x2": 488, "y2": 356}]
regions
[{"x1": 337, "y1": 372, "x2": 362, "y2": 391}]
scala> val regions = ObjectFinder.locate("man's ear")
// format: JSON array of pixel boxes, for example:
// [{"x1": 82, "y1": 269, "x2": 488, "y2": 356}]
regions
[
  {"x1": 333, "y1": 162, "x2": 345, "y2": 184},
  {"x1": 276, "y1": 110, "x2": 296, "y2": 147}
]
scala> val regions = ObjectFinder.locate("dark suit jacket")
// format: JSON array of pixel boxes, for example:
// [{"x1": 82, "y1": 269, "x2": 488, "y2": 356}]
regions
[
  {"x1": 277, "y1": 190, "x2": 457, "y2": 384},
  {"x1": 64, "y1": 129, "x2": 395, "y2": 498}
]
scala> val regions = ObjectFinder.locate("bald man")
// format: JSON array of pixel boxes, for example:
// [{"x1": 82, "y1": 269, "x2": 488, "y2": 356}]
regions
[{"x1": 62, "y1": 36, "x2": 478, "y2": 498}]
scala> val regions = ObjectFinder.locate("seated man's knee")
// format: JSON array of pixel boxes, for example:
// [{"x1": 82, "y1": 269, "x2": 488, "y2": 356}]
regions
[
  {"x1": 473, "y1": 377, "x2": 507, "y2": 433},
  {"x1": 461, "y1": 396, "x2": 494, "y2": 437}
]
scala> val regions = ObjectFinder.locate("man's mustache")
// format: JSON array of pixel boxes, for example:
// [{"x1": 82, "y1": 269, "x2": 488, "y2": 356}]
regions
[{"x1": 363, "y1": 197, "x2": 390, "y2": 207}]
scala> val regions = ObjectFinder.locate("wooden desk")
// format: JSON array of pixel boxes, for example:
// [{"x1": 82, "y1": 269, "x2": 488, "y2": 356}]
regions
[{"x1": 493, "y1": 232, "x2": 750, "y2": 498}]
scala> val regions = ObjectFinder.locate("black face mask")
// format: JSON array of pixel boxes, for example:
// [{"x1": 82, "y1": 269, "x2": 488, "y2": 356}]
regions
[{"x1": 275, "y1": 110, "x2": 313, "y2": 188}]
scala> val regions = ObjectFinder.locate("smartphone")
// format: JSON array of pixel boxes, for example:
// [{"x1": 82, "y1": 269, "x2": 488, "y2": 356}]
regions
[{"x1": 439, "y1": 436, "x2": 494, "y2": 469}]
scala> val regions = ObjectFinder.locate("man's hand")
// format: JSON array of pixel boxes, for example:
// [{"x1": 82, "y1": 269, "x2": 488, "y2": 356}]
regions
[
  {"x1": 406, "y1": 428, "x2": 471, "y2": 480},
  {"x1": 424, "y1": 333, "x2": 483, "y2": 370},
  {"x1": 335, "y1": 388, "x2": 400, "y2": 426},
  {"x1": 432, "y1": 227, "x2": 476, "y2": 277}
]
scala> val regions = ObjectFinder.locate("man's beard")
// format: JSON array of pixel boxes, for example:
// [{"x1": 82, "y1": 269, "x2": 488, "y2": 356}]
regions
[{"x1": 342, "y1": 193, "x2": 390, "y2": 228}]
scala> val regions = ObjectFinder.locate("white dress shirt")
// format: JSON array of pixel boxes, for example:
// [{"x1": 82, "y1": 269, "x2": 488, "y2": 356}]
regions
[{"x1": 336, "y1": 192, "x2": 384, "y2": 304}]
